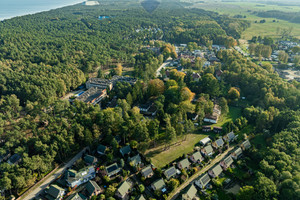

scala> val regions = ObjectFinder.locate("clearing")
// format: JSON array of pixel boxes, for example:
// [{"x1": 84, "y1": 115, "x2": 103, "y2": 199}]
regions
[{"x1": 145, "y1": 133, "x2": 208, "y2": 168}]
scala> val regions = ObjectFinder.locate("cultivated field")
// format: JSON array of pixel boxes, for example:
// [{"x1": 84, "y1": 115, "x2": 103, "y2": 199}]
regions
[{"x1": 184, "y1": 0, "x2": 300, "y2": 39}]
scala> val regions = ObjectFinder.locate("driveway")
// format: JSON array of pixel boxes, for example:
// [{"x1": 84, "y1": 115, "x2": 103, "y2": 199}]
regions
[
  {"x1": 156, "y1": 57, "x2": 172, "y2": 77},
  {"x1": 22, "y1": 147, "x2": 88, "y2": 200}
]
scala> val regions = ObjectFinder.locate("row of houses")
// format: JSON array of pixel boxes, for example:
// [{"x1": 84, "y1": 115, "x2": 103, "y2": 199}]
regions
[{"x1": 181, "y1": 139, "x2": 251, "y2": 200}]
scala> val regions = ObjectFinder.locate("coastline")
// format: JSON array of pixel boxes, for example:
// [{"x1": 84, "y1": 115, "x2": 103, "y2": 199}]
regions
[{"x1": 0, "y1": 0, "x2": 84, "y2": 21}]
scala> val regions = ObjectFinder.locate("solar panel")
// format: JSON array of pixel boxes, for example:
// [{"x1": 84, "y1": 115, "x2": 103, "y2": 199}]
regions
[{"x1": 165, "y1": 167, "x2": 176, "y2": 178}]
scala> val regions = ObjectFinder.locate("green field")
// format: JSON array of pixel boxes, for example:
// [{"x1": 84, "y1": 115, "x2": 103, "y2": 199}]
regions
[
  {"x1": 184, "y1": 0, "x2": 300, "y2": 39},
  {"x1": 145, "y1": 133, "x2": 208, "y2": 168},
  {"x1": 213, "y1": 106, "x2": 242, "y2": 128}
]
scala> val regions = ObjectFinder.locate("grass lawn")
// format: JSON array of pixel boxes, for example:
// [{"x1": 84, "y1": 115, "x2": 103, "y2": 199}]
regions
[
  {"x1": 145, "y1": 133, "x2": 208, "y2": 168},
  {"x1": 213, "y1": 106, "x2": 242, "y2": 128}
]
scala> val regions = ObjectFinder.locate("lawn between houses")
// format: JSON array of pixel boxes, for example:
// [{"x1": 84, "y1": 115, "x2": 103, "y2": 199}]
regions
[{"x1": 145, "y1": 106, "x2": 242, "y2": 169}]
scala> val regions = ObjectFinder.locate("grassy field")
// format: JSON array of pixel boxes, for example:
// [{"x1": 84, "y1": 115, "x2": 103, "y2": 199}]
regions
[
  {"x1": 145, "y1": 133, "x2": 208, "y2": 168},
  {"x1": 185, "y1": 0, "x2": 300, "y2": 39},
  {"x1": 213, "y1": 106, "x2": 242, "y2": 128}
]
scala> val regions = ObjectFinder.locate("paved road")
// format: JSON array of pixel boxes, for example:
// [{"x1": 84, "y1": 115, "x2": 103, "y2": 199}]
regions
[
  {"x1": 23, "y1": 147, "x2": 88, "y2": 200},
  {"x1": 168, "y1": 146, "x2": 234, "y2": 200},
  {"x1": 156, "y1": 57, "x2": 172, "y2": 77}
]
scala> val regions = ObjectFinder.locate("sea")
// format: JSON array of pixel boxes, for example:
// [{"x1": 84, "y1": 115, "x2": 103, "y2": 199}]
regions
[{"x1": 0, "y1": 0, "x2": 84, "y2": 21}]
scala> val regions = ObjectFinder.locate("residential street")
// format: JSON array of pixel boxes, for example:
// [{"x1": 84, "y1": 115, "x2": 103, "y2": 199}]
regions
[
  {"x1": 168, "y1": 146, "x2": 234, "y2": 200},
  {"x1": 156, "y1": 57, "x2": 172, "y2": 77},
  {"x1": 23, "y1": 147, "x2": 88, "y2": 200}
]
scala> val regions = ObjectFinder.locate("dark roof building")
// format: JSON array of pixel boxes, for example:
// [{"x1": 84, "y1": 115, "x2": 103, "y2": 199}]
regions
[
  {"x1": 120, "y1": 145, "x2": 131, "y2": 157},
  {"x1": 164, "y1": 166, "x2": 177, "y2": 179}
]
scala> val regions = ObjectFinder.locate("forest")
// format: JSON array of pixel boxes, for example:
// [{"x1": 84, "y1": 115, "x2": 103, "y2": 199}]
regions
[{"x1": 0, "y1": 0, "x2": 299, "y2": 199}]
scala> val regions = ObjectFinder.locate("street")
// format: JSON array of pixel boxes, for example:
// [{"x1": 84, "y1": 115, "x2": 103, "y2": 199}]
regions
[
  {"x1": 156, "y1": 57, "x2": 172, "y2": 77},
  {"x1": 22, "y1": 147, "x2": 87, "y2": 200}
]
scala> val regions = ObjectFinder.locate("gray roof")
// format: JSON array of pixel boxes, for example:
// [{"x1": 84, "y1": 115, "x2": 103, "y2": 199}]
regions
[
  {"x1": 198, "y1": 173, "x2": 211, "y2": 188},
  {"x1": 97, "y1": 144, "x2": 107, "y2": 154},
  {"x1": 191, "y1": 151, "x2": 203, "y2": 162},
  {"x1": 152, "y1": 179, "x2": 165, "y2": 190},
  {"x1": 47, "y1": 185, "x2": 64, "y2": 198},
  {"x1": 129, "y1": 154, "x2": 142, "y2": 166},
  {"x1": 182, "y1": 184, "x2": 197, "y2": 199},
  {"x1": 211, "y1": 164, "x2": 223, "y2": 177},
  {"x1": 106, "y1": 163, "x2": 120, "y2": 176},
  {"x1": 223, "y1": 156, "x2": 233, "y2": 167},
  {"x1": 65, "y1": 193, "x2": 84, "y2": 200},
  {"x1": 86, "y1": 180, "x2": 101, "y2": 196},
  {"x1": 179, "y1": 158, "x2": 190, "y2": 169},
  {"x1": 204, "y1": 145, "x2": 213, "y2": 154},
  {"x1": 120, "y1": 145, "x2": 131, "y2": 156},
  {"x1": 164, "y1": 166, "x2": 177, "y2": 179},
  {"x1": 233, "y1": 147, "x2": 243, "y2": 157},
  {"x1": 242, "y1": 140, "x2": 251, "y2": 149},
  {"x1": 215, "y1": 138, "x2": 224, "y2": 148},
  {"x1": 141, "y1": 165, "x2": 153, "y2": 177},
  {"x1": 137, "y1": 195, "x2": 146, "y2": 200},
  {"x1": 227, "y1": 132, "x2": 235, "y2": 141},
  {"x1": 117, "y1": 181, "x2": 132, "y2": 197}
]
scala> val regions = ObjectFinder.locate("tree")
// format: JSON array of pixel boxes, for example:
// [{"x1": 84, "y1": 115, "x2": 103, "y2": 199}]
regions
[
  {"x1": 293, "y1": 55, "x2": 300, "y2": 66},
  {"x1": 168, "y1": 178, "x2": 180, "y2": 191},
  {"x1": 97, "y1": 67, "x2": 104, "y2": 78},
  {"x1": 148, "y1": 79, "x2": 165, "y2": 97},
  {"x1": 219, "y1": 97, "x2": 229, "y2": 114},
  {"x1": 180, "y1": 87, "x2": 195, "y2": 102},
  {"x1": 278, "y1": 51, "x2": 288, "y2": 63},
  {"x1": 139, "y1": 184, "x2": 145, "y2": 193},
  {"x1": 255, "y1": 176, "x2": 278, "y2": 200},
  {"x1": 114, "y1": 63, "x2": 123, "y2": 76},
  {"x1": 237, "y1": 186, "x2": 255, "y2": 200},
  {"x1": 201, "y1": 74, "x2": 220, "y2": 97},
  {"x1": 105, "y1": 185, "x2": 116, "y2": 197},
  {"x1": 228, "y1": 87, "x2": 240, "y2": 102}
]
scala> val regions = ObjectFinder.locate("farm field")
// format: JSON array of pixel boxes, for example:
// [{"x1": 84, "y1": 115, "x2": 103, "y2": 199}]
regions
[{"x1": 184, "y1": 0, "x2": 300, "y2": 39}]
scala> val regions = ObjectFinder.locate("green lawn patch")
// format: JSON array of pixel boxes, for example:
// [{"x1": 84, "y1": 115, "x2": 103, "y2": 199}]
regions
[
  {"x1": 145, "y1": 133, "x2": 208, "y2": 168},
  {"x1": 213, "y1": 106, "x2": 242, "y2": 128}
]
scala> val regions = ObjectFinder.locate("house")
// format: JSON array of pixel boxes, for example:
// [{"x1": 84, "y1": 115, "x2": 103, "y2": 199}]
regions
[
  {"x1": 65, "y1": 193, "x2": 85, "y2": 200},
  {"x1": 86, "y1": 180, "x2": 102, "y2": 198},
  {"x1": 187, "y1": 112, "x2": 199, "y2": 121},
  {"x1": 66, "y1": 166, "x2": 96, "y2": 188},
  {"x1": 120, "y1": 145, "x2": 131, "y2": 157},
  {"x1": 241, "y1": 140, "x2": 251, "y2": 150},
  {"x1": 106, "y1": 163, "x2": 120, "y2": 177},
  {"x1": 45, "y1": 185, "x2": 65, "y2": 200},
  {"x1": 141, "y1": 165, "x2": 154, "y2": 178},
  {"x1": 215, "y1": 69, "x2": 223, "y2": 81},
  {"x1": 208, "y1": 164, "x2": 223, "y2": 178},
  {"x1": 201, "y1": 145, "x2": 214, "y2": 157},
  {"x1": 115, "y1": 180, "x2": 132, "y2": 199},
  {"x1": 164, "y1": 166, "x2": 177, "y2": 179},
  {"x1": 220, "y1": 156, "x2": 233, "y2": 170},
  {"x1": 213, "y1": 126, "x2": 223, "y2": 133},
  {"x1": 139, "y1": 102, "x2": 153, "y2": 113},
  {"x1": 192, "y1": 72, "x2": 201, "y2": 82},
  {"x1": 189, "y1": 151, "x2": 203, "y2": 164},
  {"x1": 128, "y1": 154, "x2": 142, "y2": 167},
  {"x1": 212, "y1": 138, "x2": 224, "y2": 149},
  {"x1": 202, "y1": 126, "x2": 211, "y2": 132},
  {"x1": 223, "y1": 132, "x2": 235, "y2": 143},
  {"x1": 199, "y1": 137, "x2": 211, "y2": 146},
  {"x1": 231, "y1": 147, "x2": 243, "y2": 160},
  {"x1": 151, "y1": 179, "x2": 166, "y2": 191},
  {"x1": 177, "y1": 158, "x2": 190, "y2": 170},
  {"x1": 82, "y1": 1, "x2": 100, "y2": 6},
  {"x1": 182, "y1": 184, "x2": 197, "y2": 200},
  {"x1": 97, "y1": 144, "x2": 107, "y2": 155},
  {"x1": 203, "y1": 61, "x2": 211, "y2": 68},
  {"x1": 195, "y1": 173, "x2": 211, "y2": 189},
  {"x1": 204, "y1": 105, "x2": 221, "y2": 124},
  {"x1": 7, "y1": 154, "x2": 21, "y2": 165},
  {"x1": 84, "y1": 155, "x2": 98, "y2": 165}
]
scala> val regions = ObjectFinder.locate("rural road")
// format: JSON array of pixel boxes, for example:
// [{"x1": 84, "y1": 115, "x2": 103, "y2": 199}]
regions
[
  {"x1": 168, "y1": 146, "x2": 234, "y2": 200},
  {"x1": 23, "y1": 147, "x2": 88, "y2": 200},
  {"x1": 156, "y1": 57, "x2": 172, "y2": 77}
]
